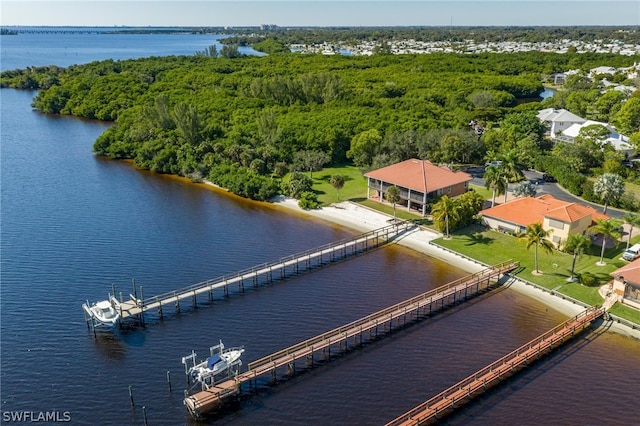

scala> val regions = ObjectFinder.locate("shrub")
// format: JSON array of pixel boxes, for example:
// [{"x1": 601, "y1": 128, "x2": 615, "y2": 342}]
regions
[{"x1": 298, "y1": 191, "x2": 320, "y2": 209}]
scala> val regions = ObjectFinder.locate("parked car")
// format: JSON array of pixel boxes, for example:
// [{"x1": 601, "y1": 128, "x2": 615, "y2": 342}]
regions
[
  {"x1": 542, "y1": 173, "x2": 556, "y2": 182},
  {"x1": 622, "y1": 244, "x2": 640, "y2": 261}
]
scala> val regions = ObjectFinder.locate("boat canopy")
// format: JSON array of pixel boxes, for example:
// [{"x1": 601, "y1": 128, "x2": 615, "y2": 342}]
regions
[{"x1": 207, "y1": 354, "x2": 222, "y2": 369}]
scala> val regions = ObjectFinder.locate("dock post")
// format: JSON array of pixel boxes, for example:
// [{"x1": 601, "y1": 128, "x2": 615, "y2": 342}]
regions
[
  {"x1": 157, "y1": 298, "x2": 163, "y2": 320},
  {"x1": 167, "y1": 371, "x2": 172, "y2": 392},
  {"x1": 139, "y1": 286, "x2": 145, "y2": 325},
  {"x1": 174, "y1": 292, "x2": 180, "y2": 313},
  {"x1": 111, "y1": 283, "x2": 116, "y2": 301},
  {"x1": 192, "y1": 290, "x2": 197, "y2": 308},
  {"x1": 132, "y1": 278, "x2": 137, "y2": 299},
  {"x1": 128, "y1": 385, "x2": 134, "y2": 407},
  {"x1": 142, "y1": 406, "x2": 148, "y2": 426},
  {"x1": 91, "y1": 316, "x2": 96, "y2": 338}
]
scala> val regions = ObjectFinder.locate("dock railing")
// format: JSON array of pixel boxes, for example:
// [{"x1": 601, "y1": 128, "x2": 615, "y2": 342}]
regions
[
  {"x1": 386, "y1": 305, "x2": 604, "y2": 426},
  {"x1": 142, "y1": 221, "x2": 414, "y2": 309},
  {"x1": 249, "y1": 260, "x2": 518, "y2": 372}
]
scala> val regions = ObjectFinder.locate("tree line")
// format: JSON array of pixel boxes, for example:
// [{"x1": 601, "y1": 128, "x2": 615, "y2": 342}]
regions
[{"x1": 1, "y1": 50, "x2": 638, "y2": 206}]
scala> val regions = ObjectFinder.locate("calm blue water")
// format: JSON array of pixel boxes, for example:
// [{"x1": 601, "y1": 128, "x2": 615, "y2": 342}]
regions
[{"x1": 1, "y1": 29, "x2": 638, "y2": 426}]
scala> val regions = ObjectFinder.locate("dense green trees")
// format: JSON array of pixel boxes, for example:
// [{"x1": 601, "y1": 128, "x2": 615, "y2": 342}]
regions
[{"x1": 2, "y1": 49, "x2": 638, "y2": 203}]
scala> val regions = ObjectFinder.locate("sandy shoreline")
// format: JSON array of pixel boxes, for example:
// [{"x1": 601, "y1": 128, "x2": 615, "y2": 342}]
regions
[{"x1": 269, "y1": 196, "x2": 640, "y2": 340}]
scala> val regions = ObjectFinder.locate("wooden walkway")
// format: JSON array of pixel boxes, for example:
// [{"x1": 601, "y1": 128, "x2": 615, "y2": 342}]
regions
[
  {"x1": 183, "y1": 261, "x2": 519, "y2": 418},
  {"x1": 385, "y1": 305, "x2": 605, "y2": 426},
  {"x1": 104, "y1": 221, "x2": 415, "y2": 323}
]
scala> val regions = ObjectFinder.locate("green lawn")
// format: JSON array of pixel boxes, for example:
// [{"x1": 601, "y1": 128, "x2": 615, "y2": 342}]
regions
[
  {"x1": 433, "y1": 224, "x2": 640, "y2": 324},
  {"x1": 309, "y1": 166, "x2": 640, "y2": 326},
  {"x1": 469, "y1": 183, "x2": 493, "y2": 200},
  {"x1": 310, "y1": 165, "x2": 368, "y2": 205}
]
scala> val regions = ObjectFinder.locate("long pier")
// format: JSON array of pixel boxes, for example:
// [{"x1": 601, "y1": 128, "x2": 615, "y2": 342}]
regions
[
  {"x1": 183, "y1": 260, "x2": 519, "y2": 418},
  {"x1": 97, "y1": 221, "x2": 414, "y2": 324},
  {"x1": 385, "y1": 305, "x2": 605, "y2": 426}
]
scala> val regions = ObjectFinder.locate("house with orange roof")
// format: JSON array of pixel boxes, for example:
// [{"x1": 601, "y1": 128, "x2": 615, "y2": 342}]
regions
[
  {"x1": 610, "y1": 258, "x2": 640, "y2": 310},
  {"x1": 480, "y1": 194, "x2": 609, "y2": 248},
  {"x1": 364, "y1": 159, "x2": 472, "y2": 216}
]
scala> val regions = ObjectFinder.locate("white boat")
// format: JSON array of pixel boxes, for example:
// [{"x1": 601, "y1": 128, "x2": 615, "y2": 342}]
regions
[
  {"x1": 82, "y1": 299, "x2": 120, "y2": 326},
  {"x1": 182, "y1": 340, "x2": 244, "y2": 386}
]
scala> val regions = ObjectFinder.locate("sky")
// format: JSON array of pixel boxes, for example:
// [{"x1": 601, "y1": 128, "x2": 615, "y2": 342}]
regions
[{"x1": 2, "y1": 1, "x2": 639, "y2": 27}]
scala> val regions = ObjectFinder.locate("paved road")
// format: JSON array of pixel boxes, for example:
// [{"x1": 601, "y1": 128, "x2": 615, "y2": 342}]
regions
[{"x1": 467, "y1": 167, "x2": 626, "y2": 220}]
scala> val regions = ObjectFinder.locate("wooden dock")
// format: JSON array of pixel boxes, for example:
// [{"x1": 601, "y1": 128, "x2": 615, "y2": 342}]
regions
[
  {"x1": 183, "y1": 260, "x2": 519, "y2": 418},
  {"x1": 101, "y1": 221, "x2": 415, "y2": 324},
  {"x1": 385, "y1": 305, "x2": 605, "y2": 426}
]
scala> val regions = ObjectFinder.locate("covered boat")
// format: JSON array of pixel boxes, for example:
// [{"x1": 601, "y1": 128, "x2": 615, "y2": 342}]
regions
[
  {"x1": 182, "y1": 340, "x2": 244, "y2": 387},
  {"x1": 82, "y1": 299, "x2": 120, "y2": 326}
]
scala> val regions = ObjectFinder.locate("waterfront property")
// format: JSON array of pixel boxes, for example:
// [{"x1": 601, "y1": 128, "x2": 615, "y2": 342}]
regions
[
  {"x1": 364, "y1": 159, "x2": 472, "y2": 216},
  {"x1": 86, "y1": 222, "x2": 414, "y2": 331},
  {"x1": 480, "y1": 194, "x2": 609, "y2": 248},
  {"x1": 610, "y1": 258, "x2": 640, "y2": 310},
  {"x1": 385, "y1": 305, "x2": 605, "y2": 426},
  {"x1": 183, "y1": 261, "x2": 519, "y2": 418}
]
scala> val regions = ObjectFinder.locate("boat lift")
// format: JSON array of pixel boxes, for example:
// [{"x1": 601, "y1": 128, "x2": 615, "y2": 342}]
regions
[{"x1": 182, "y1": 341, "x2": 243, "y2": 391}]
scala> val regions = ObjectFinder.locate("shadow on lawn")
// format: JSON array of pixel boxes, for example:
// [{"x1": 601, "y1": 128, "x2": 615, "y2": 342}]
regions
[{"x1": 463, "y1": 232, "x2": 494, "y2": 246}]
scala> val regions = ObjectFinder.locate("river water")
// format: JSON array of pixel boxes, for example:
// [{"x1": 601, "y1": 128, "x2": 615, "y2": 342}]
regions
[{"x1": 1, "y1": 29, "x2": 638, "y2": 426}]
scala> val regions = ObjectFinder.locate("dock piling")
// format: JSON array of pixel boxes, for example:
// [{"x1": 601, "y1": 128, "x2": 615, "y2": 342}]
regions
[{"x1": 128, "y1": 385, "x2": 134, "y2": 407}]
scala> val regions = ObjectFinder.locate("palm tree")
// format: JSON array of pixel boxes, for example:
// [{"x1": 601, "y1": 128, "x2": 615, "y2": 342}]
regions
[
  {"x1": 329, "y1": 175, "x2": 345, "y2": 201},
  {"x1": 562, "y1": 233, "x2": 591, "y2": 282},
  {"x1": 623, "y1": 212, "x2": 640, "y2": 250},
  {"x1": 483, "y1": 165, "x2": 506, "y2": 208},
  {"x1": 385, "y1": 185, "x2": 401, "y2": 219},
  {"x1": 498, "y1": 149, "x2": 525, "y2": 183},
  {"x1": 517, "y1": 222, "x2": 554, "y2": 274},
  {"x1": 431, "y1": 195, "x2": 459, "y2": 239},
  {"x1": 590, "y1": 218, "x2": 623, "y2": 265},
  {"x1": 593, "y1": 173, "x2": 625, "y2": 214}
]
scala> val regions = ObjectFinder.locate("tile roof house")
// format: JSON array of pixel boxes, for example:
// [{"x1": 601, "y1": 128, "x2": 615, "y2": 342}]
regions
[
  {"x1": 364, "y1": 159, "x2": 472, "y2": 216},
  {"x1": 536, "y1": 108, "x2": 586, "y2": 138},
  {"x1": 480, "y1": 194, "x2": 610, "y2": 248},
  {"x1": 610, "y1": 258, "x2": 640, "y2": 310}
]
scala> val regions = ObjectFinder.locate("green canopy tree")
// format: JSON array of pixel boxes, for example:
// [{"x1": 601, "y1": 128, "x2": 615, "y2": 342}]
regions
[
  {"x1": 562, "y1": 233, "x2": 592, "y2": 282},
  {"x1": 517, "y1": 222, "x2": 554, "y2": 274},
  {"x1": 590, "y1": 218, "x2": 623, "y2": 266},
  {"x1": 347, "y1": 129, "x2": 382, "y2": 168}
]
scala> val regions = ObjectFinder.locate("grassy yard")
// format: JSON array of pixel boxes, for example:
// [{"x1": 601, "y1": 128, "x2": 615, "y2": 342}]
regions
[
  {"x1": 433, "y1": 224, "x2": 640, "y2": 321},
  {"x1": 309, "y1": 165, "x2": 368, "y2": 205},
  {"x1": 309, "y1": 165, "x2": 640, "y2": 326}
]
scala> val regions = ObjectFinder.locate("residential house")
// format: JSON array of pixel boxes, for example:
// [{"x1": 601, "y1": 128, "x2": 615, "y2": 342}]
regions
[
  {"x1": 589, "y1": 66, "x2": 617, "y2": 79},
  {"x1": 610, "y1": 258, "x2": 640, "y2": 310},
  {"x1": 536, "y1": 108, "x2": 586, "y2": 138},
  {"x1": 364, "y1": 159, "x2": 472, "y2": 216},
  {"x1": 480, "y1": 194, "x2": 609, "y2": 248},
  {"x1": 559, "y1": 120, "x2": 635, "y2": 157}
]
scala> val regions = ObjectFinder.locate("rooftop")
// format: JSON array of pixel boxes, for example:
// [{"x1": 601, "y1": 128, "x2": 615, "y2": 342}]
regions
[
  {"x1": 481, "y1": 194, "x2": 609, "y2": 226},
  {"x1": 364, "y1": 159, "x2": 472, "y2": 193}
]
